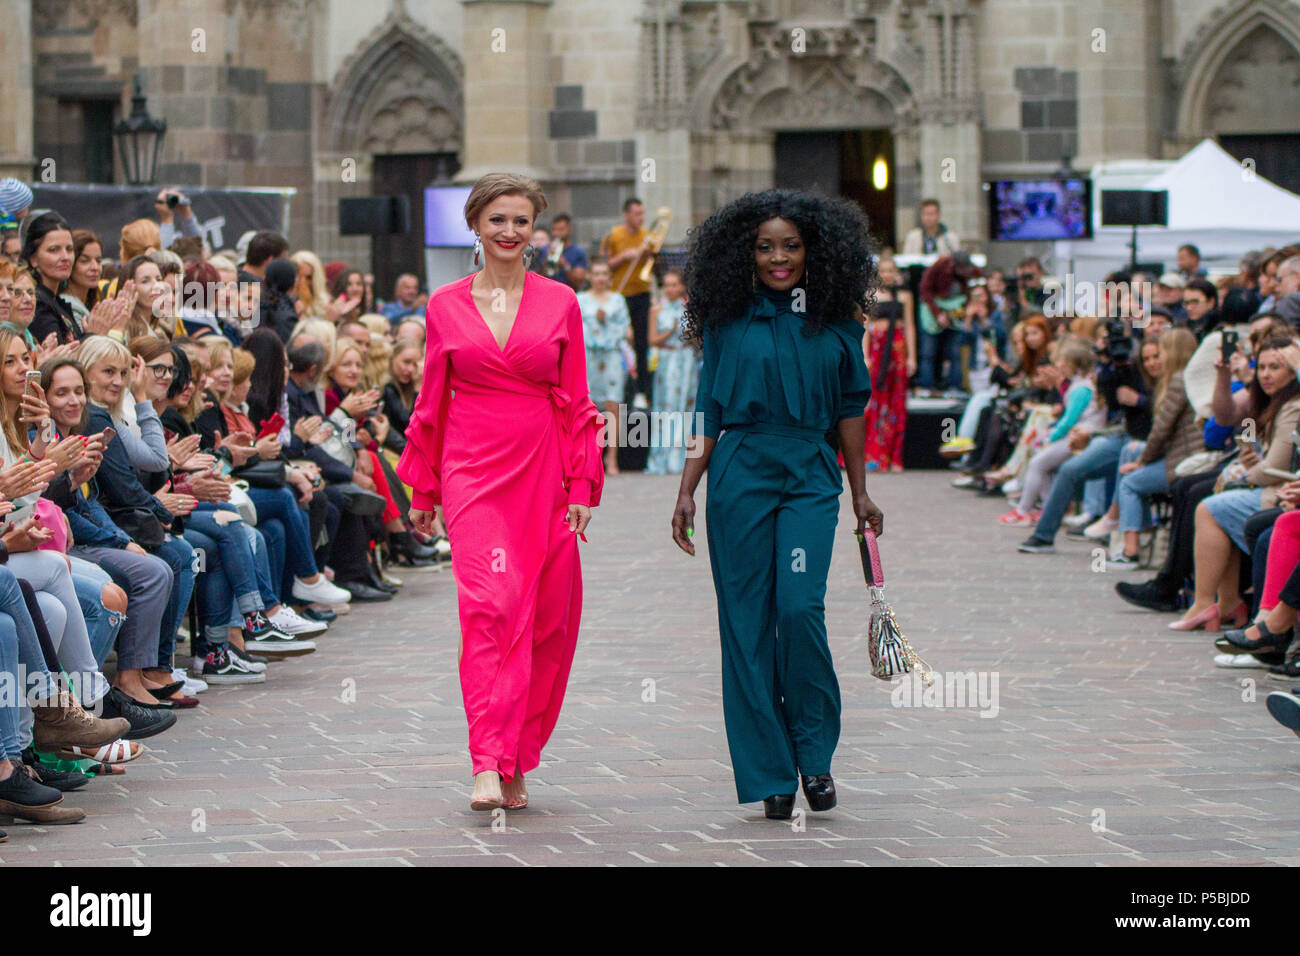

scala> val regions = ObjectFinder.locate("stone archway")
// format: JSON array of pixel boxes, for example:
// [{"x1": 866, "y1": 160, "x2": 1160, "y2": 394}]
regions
[
  {"x1": 686, "y1": 17, "x2": 922, "y2": 236},
  {"x1": 323, "y1": 15, "x2": 464, "y2": 156},
  {"x1": 1175, "y1": 0, "x2": 1300, "y2": 141},
  {"x1": 314, "y1": 8, "x2": 465, "y2": 269}
]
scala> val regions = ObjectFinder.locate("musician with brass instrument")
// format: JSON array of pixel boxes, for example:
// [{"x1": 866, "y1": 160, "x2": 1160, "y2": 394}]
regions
[
  {"x1": 601, "y1": 198, "x2": 655, "y2": 407},
  {"x1": 541, "y1": 213, "x2": 588, "y2": 290}
]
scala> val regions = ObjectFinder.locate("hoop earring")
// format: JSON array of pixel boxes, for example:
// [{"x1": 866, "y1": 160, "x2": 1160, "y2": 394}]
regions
[{"x1": 472, "y1": 234, "x2": 482, "y2": 267}]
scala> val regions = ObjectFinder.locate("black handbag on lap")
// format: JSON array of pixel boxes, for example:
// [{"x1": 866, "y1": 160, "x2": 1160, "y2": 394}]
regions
[
  {"x1": 108, "y1": 507, "x2": 166, "y2": 551},
  {"x1": 233, "y1": 458, "x2": 287, "y2": 488}
]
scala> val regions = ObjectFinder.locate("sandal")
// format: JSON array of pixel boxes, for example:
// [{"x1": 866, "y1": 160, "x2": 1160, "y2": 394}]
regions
[{"x1": 58, "y1": 739, "x2": 144, "y2": 764}]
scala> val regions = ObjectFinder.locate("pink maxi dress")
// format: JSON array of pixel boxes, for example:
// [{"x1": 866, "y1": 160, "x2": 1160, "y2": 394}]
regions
[{"x1": 397, "y1": 270, "x2": 606, "y2": 782}]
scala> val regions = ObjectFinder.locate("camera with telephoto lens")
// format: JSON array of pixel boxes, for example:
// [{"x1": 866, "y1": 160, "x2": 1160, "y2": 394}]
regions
[
  {"x1": 165, "y1": 191, "x2": 188, "y2": 209},
  {"x1": 1103, "y1": 319, "x2": 1133, "y2": 364}
]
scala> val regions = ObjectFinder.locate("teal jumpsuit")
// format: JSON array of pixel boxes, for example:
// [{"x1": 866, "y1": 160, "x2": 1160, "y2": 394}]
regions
[{"x1": 695, "y1": 283, "x2": 872, "y2": 804}]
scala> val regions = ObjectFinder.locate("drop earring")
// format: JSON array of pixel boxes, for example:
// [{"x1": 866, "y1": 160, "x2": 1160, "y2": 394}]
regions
[{"x1": 473, "y1": 234, "x2": 482, "y2": 267}]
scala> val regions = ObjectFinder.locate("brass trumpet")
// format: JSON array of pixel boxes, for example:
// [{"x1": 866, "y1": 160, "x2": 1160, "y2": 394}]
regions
[{"x1": 617, "y1": 207, "x2": 673, "y2": 293}]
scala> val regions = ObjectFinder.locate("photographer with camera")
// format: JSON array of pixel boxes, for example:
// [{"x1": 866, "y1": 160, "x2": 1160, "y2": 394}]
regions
[
  {"x1": 153, "y1": 188, "x2": 202, "y2": 252},
  {"x1": 1016, "y1": 257, "x2": 1048, "y2": 314},
  {"x1": 1018, "y1": 318, "x2": 1153, "y2": 553}
]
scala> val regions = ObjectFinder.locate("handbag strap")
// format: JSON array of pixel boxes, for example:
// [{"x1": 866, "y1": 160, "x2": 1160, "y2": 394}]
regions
[{"x1": 857, "y1": 529, "x2": 884, "y2": 587}]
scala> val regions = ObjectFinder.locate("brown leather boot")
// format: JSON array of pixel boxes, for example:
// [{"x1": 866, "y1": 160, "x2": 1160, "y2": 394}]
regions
[{"x1": 31, "y1": 689, "x2": 131, "y2": 751}]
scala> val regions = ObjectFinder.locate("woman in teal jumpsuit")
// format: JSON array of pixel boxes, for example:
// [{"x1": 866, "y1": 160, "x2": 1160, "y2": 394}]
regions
[{"x1": 672, "y1": 190, "x2": 885, "y2": 820}]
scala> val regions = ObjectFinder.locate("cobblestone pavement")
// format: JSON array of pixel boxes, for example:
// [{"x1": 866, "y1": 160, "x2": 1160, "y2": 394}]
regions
[{"x1": 6, "y1": 470, "x2": 1299, "y2": 866}]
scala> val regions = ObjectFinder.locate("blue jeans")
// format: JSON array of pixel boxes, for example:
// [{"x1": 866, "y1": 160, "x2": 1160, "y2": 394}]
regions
[
  {"x1": 246, "y1": 486, "x2": 318, "y2": 583},
  {"x1": 917, "y1": 327, "x2": 962, "y2": 390},
  {"x1": 0, "y1": 612, "x2": 24, "y2": 759},
  {"x1": 1117, "y1": 459, "x2": 1168, "y2": 532},
  {"x1": 226, "y1": 525, "x2": 279, "y2": 628},
  {"x1": 1032, "y1": 433, "x2": 1128, "y2": 542},
  {"x1": 0, "y1": 565, "x2": 58, "y2": 754},
  {"x1": 186, "y1": 525, "x2": 264, "y2": 658},
  {"x1": 154, "y1": 534, "x2": 196, "y2": 669}
]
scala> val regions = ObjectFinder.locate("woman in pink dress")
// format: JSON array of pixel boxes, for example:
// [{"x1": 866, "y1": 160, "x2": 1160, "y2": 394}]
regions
[{"x1": 398, "y1": 174, "x2": 606, "y2": 812}]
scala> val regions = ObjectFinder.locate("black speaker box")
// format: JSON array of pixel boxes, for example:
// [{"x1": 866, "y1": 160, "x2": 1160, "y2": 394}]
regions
[
  {"x1": 1101, "y1": 190, "x2": 1168, "y2": 227},
  {"x1": 902, "y1": 398, "x2": 966, "y2": 469},
  {"x1": 339, "y1": 195, "x2": 411, "y2": 235}
]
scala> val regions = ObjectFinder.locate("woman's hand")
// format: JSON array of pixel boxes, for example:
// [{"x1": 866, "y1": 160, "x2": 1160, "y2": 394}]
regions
[
  {"x1": 186, "y1": 471, "x2": 231, "y2": 502},
  {"x1": 325, "y1": 292, "x2": 362, "y2": 322},
  {"x1": 128, "y1": 353, "x2": 151, "y2": 403},
  {"x1": 1115, "y1": 385, "x2": 1140, "y2": 407},
  {"x1": 18, "y1": 380, "x2": 50, "y2": 430},
  {"x1": 351, "y1": 469, "x2": 374, "y2": 491},
  {"x1": 355, "y1": 451, "x2": 373, "y2": 476},
  {"x1": 253, "y1": 435, "x2": 281, "y2": 460},
  {"x1": 853, "y1": 491, "x2": 884, "y2": 537},
  {"x1": 1229, "y1": 350, "x2": 1252, "y2": 382},
  {"x1": 166, "y1": 433, "x2": 202, "y2": 470},
  {"x1": 44, "y1": 434, "x2": 86, "y2": 474},
  {"x1": 154, "y1": 480, "x2": 197, "y2": 517},
  {"x1": 124, "y1": 541, "x2": 147, "y2": 556},
  {"x1": 370, "y1": 413, "x2": 390, "y2": 445},
  {"x1": 2, "y1": 516, "x2": 52, "y2": 553},
  {"x1": 287, "y1": 466, "x2": 314, "y2": 503},
  {"x1": 180, "y1": 451, "x2": 216, "y2": 472},
  {"x1": 0, "y1": 458, "x2": 55, "y2": 500},
  {"x1": 340, "y1": 389, "x2": 380, "y2": 418},
  {"x1": 409, "y1": 507, "x2": 436, "y2": 536},
  {"x1": 671, "y1": 493, "x2": 696, "y2": 555},
  {"x1": 216, "y1": 430, "x2": 256, "y2": 467},
  {"x1": 1238, "y1": 443, "x2": 1261, "y2": 470},
  {"x1": 293, "y1": 415, "x2": 329, "y2": 444},
  {"x1": 567, "y1": 503, "x2": 591, "y2": 535},
  {"x1": 1118, "y1": 461, "x2": 1140, "y2": 475}
]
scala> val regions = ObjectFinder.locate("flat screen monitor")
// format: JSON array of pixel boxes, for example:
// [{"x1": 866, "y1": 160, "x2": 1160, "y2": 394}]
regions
[
  {"x1": 987, "y1": 179, "x2": 1092, "y2": 241},
  {"x1": 424, "y1": 186, "x2": 475, "y2": 246}
]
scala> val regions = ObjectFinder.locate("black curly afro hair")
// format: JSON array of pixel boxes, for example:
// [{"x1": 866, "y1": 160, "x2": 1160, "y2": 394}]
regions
[{"x1": 681, "y1": 189, "x2": 877, "y2": 347}]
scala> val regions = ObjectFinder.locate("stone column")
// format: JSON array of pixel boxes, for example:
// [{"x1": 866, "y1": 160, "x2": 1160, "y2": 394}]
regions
[
  {"x1": 456, "y1": 0, "x2": 553, "y2": 185},
  {"x1": 0, "y1": 0, "x2": 35, "y2": 180},
  {"x1": 914, "y1": 0, "x2": 982, "y2": 247},
  {"x1": 635, "y1": 0, "x2": 691, "y2": 244},
  {"x1": 1073, "y1": 0, "x2": 1157, "y2": 166}
]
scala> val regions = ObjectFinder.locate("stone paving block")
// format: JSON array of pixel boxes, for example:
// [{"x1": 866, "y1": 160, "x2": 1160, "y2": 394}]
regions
[{"x1": 26, "y1": 472, "x2": 1300, "y2": 865}]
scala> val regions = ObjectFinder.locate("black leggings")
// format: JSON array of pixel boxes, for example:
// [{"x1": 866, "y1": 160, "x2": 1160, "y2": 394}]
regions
[
  {"x1": 1153, "y1": 467, "x2": 1224, "y2": 593},
  {"x1": 18, "y1": 579, "x2": 61, "y2": 673}
]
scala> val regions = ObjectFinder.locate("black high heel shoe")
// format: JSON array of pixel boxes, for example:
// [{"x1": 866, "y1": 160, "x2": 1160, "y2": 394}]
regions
[
  {"x1": 763, "y1": 793, "x2": 795, "y2": 820},
  {"x1": 1216, "y1": 620, "x2": 1295, "y2": 655},
  {"x1": 801, "y1": 773, "x2": 837, "y2": 811}
]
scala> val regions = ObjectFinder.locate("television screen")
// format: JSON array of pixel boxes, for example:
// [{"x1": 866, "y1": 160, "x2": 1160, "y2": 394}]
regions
[
  {"x1": 424, "y1": 186, "x2": 475, "y2": 246},
  {"x1": 988, "y1": 179, "x2": 1092, "y2": 241}
]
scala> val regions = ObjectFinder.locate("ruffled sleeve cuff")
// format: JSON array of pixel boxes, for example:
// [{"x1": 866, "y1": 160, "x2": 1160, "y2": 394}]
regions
[
  {"x1": 395, "y1": 423, "x2": 442, "y2": 508},
  {"x1": 565, "y1": 400, "x2": 607, "y2": 508}
]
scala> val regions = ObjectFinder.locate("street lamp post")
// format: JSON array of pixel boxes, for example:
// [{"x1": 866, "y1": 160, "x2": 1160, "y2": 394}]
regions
[{"x1": 112, "y1": 75, "x2": 167, "y2": 186}]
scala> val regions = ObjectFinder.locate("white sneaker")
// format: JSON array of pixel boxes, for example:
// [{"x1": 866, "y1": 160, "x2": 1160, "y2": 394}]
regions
[
  {"x1": 1002, "y1": 477, "x2": 1023, "y2": 496},
  {"x1": 951, "y1": 474, "x2": 977, "y2": 489},
  {"x1": 174, "y1": 667, "x2": 209, "y2": 695},
  {"x1": 1213, "y1": 653, "x2": 1273, "y2": 669},
  {"x1": 433, "y1": 537, "x2": 451, "y2": 561},
  {"x1": 292, "y1": 575, "x2": 352, "y2": 605},
  {"x1": 1084, "y1": 515, "x2": 1118, "y2": 540},
  {"x1": 268, "y1": 606, "x2": 328, "y2": 636},
  {"x1": 1062, "y1": 512, "x2": 1095, "y2": 530}
]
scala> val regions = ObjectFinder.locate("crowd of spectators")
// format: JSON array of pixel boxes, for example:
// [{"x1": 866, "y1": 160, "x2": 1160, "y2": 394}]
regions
[
  {"x1": 0, "y1": 179, "x2": 447, "y2": 833},
  {"x1": 935, "y1": 238, "x2": 1300, "y2": 737}
]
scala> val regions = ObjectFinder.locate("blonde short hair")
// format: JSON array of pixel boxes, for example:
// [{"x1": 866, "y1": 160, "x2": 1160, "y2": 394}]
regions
[
  {"x1": 78, "y1": 335, "x2": 133, "y2": 417},
  {"x1": 231, "y1": 348, "x2": 256, "y2": 386},
  {"x1": 463, "y1": 173, "x2": 547, "y2": 233}
]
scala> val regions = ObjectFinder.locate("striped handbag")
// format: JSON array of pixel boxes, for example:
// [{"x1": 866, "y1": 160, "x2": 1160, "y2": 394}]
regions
[{"x1": 858, "y1": 529, "x2": 934, "y2": 685}]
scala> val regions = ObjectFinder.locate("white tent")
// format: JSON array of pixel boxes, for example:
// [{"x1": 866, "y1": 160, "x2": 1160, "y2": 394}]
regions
[{"x1": 1053, "y1": 139, "x2": 1300, "y2": 283}]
